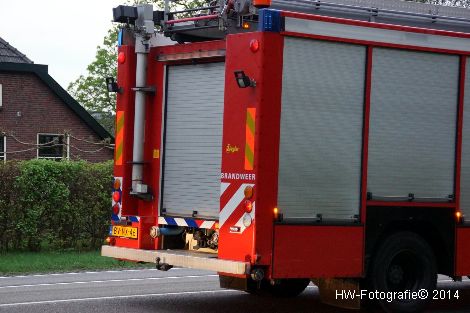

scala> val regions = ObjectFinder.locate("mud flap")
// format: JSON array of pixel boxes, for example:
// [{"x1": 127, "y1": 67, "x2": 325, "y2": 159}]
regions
[{"x1": 313, "y1": 278, "x2": 361, "y2": 310}]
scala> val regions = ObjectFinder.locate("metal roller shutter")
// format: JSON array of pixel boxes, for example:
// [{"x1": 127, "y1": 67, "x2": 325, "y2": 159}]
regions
[
  {"x1": 460, "y1": 57, "x2": 470, "y2": 218},
  {"x1": 368, "y1": 48, "x2": 458, "y2": 200},
  {"x1": 278, "y1": 38, "x2": 365, "y2": 221},
  {"x1": 162, "y1": 62, "x2": 225, "y2": 219}
]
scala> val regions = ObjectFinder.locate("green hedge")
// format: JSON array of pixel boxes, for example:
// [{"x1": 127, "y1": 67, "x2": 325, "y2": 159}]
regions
[{"x1": 0, "y1": 160, "x2": 113, "y2": 252}]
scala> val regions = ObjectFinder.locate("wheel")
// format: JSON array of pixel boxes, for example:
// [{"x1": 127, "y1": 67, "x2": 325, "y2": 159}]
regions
[
  {"x1": 368, "y1": 232, "x2": 437, "y2": 313},
  {"x1": 263, "y1": 279, "x2": 310, "y2": 297}
]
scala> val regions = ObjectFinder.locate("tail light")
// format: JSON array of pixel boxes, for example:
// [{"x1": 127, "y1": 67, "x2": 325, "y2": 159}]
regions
[
  {"x1": 113, "y1": 191, "x2": 121, "y2": 202},
  {"x1": 250, "y1": 39, "x2": 260, "y2": 53},
  {"x1": 112, "y1": 204, "x2": 120, "y2": 215},
  {"x1": 245, "y1": 200, "x2": 253, "y2": 213}
]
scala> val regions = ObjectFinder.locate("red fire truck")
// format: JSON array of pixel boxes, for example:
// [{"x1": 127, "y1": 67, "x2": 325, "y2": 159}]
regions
[{"x1": 102, "y1": 0, "x2": 470, "y2": 311}]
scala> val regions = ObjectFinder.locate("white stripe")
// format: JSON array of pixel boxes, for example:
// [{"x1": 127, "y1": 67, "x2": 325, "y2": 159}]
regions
[
  {"x1": 158, "y1": 217, "x2": 167, "y2": 225},
  {"x1": 220, "y1": 182, "x2": 230, "y2": 196},
  {"x1": 174, "y1": 218, "x2": 188, "y2": 227},
  {"x1": 199, "y1": 221, "x2": 215, "y2": 229},
  {"x1": 0, "y1": 274, "x2": 217, "y2": 289},
  {"x1": 0, "y1": 289, "x2": 240, "y2": 307},
  {"x1": 219, "y1": 184, "x2": 254, "y2": 227},
  {"x1": 234, "y1": 202, "x2": 255, "y2": 234}
]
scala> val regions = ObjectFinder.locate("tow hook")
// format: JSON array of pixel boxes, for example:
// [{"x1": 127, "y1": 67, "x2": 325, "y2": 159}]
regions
[
  {"x1": 156, "y1": 257, "x2": 173, "y2": 271},
  {"x1": 250, "y1": 268, "x2": 265, "y2": 281}
]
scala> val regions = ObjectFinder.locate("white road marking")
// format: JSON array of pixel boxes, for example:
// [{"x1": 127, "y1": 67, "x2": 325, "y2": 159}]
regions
[
  {"x1": 0, "y1": 268, "x2": 187, "y2": 279},
  {"x1": 0, "y1": 289, "x2": 242, "y2": 307},
  {"x1": 0, "y1": 274, "x2": 218, "y2": 289}
]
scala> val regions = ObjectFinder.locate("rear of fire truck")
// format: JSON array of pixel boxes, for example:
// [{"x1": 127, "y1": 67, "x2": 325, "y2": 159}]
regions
[
  {"x1": 102, "y1": 1, "x2": 470, "y2": 312},
  {"x1": 102, "y1": 0, "x2": 270, "y2": 280}
]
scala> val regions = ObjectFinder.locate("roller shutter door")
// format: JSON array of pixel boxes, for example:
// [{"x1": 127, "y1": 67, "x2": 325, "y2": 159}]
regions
[
  {"x1": 367, "y1": 49, "x2": 458, "y2": 200},
  {"x1": 278, "y1": 38, "x2": 365, "y2": 221},
  {"x1": 162, "y1": 62, "x2": 225, "y2": 219}
]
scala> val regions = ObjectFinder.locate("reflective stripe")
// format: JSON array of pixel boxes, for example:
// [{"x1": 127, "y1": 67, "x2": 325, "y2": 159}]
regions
[
  {"x1": 245, "y1": 108, "x2": 256, "y2": 171},
  {"x1": 115, "y1": 111, "x2": 124, "y2": 166},
  {"x1": 219, "y1": 184, "x2": 254, "y2": 227}
]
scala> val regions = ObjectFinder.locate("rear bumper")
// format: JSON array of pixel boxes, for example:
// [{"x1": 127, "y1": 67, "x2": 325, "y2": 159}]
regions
[{"x1": 101, "y1": 245, "x2": 250, "y2": 275}]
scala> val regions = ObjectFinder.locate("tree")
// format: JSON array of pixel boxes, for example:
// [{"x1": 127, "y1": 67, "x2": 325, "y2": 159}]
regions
[
  {"x1": 67, "y1": 27, "x2": 118, "y2": 134},
  {"x1": 67, "y1": 0, "x2": 206, "y2": 134},
  {"x1": 69, "y1": 0, "x2": 470, "y2": 135},
  {"x1": 413, "y1": 0, "x2": 470, "y2": 7}
]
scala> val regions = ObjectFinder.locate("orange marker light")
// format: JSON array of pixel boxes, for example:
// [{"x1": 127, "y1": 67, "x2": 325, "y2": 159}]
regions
[
  {"x1": 456, "y1": 211, "x2": 462, "y2": 222},
  {"x1": 243, "y1": 22, "x2": 250, "y2": 30},
  {"x1": 274, "y1": 207, "x2": 279, "y2": 220},
  {"x1": 250, "y1": 39, "x2": 260, "y2": 53},
  {"x1": 214, "y1": 222, "x2": 220, "y2": 230},
  {"x1": 114, "y1": 178, "x2": 121, "y2": 190},
  {"x1": 253, "y1": 0, "x2": 272, "y2": 8},
  {"x1": 244, "y1": 186, "x2": 254, "y2": 199},
  {"x1": 118, "y1": 51, "x2": 126, "y2": 64}
]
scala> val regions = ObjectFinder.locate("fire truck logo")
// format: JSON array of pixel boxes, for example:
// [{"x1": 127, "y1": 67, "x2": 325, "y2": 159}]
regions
[{"x1": 226, "y1": 144, "x2": 240, "y2": 153}]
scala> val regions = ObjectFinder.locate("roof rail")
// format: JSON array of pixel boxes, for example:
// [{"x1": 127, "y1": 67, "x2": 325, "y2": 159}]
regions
[{"x1": 157, "y1": 0, "x2": 470, "y2": 42}]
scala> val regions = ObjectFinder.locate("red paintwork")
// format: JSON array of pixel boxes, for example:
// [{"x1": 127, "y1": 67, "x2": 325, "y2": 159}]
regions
[
  {"x1": 111, "y1": 9, "x2": 470, "y2": 279},
  {"x1": 281, "y1": 32, "x2": 470, "y2": 56},
  {"x1": 217, "y1": 32, "x2": 284, "y2": 273},
  {"x1": 272, "y1": 225, "x2": 364, "y2": 278},
  {"x1": 115, "y1": 45, "x2": 137, "y2": 218},
  {"x1": 456, "y1": 57, "x2": 467, "y2": 212},
  {"x1": 281, "y1": 11, "x2": 470, "y2": 39},
  {"x1": 456, "y1": 227, "x2": 470, "y2": 275}
]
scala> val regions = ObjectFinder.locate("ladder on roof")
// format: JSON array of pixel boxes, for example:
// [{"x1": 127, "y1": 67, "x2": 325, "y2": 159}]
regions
[{"x1": 162, "y1": 0, "x2": 470, "y2": 42}]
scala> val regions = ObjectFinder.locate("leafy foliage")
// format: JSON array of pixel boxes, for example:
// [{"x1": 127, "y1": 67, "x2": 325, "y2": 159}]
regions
[
  {"x1": 68, "y1": 0, "x2": 470, "y2": 135},
  {"x1": 67, "y1": 0, "x2": 206, "y2": 134},
  {"x1": 0, "y1": 160, "x2": 113, "y2": 252}
]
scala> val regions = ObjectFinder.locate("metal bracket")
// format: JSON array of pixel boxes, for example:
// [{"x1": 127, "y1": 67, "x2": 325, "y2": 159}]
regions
[{"x1": 132, "y1": 86, "x2": 156, "y2": 94}]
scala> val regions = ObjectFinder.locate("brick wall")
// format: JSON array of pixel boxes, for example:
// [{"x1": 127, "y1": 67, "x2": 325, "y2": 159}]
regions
[{"x1": 0, "y1": 72, "x2": 114, "y2": 162}]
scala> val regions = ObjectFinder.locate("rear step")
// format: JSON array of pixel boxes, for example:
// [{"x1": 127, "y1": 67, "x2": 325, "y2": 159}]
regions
[{"x1": 101, "y1": 246, "x2": 250, "y2": 275}]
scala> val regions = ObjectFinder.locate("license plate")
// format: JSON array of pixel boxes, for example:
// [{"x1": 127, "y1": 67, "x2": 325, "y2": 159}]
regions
[{"x1": 111, "y1": 226, "x2": 138, "y2": 239}]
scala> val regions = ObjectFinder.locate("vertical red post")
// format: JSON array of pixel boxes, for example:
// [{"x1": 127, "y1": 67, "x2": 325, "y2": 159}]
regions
[{"x1": 361, "y1": 46, "x2": 373, "y2": 224}]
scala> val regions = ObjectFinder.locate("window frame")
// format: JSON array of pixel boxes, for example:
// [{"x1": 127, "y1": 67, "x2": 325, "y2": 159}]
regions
[
  {"x1": 36, "y1": 133, "x2": 69, "y2": 160},
  {"x1": 0, "y1": 136, "x2": 5, "y2": 163}
]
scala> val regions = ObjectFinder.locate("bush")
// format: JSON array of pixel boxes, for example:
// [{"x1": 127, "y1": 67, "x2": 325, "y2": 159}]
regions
[{"x1": 0, "y1": 160, "x2": 113, "y2": 252}]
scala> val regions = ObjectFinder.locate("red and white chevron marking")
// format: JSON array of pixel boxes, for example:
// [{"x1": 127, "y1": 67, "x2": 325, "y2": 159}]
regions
[{"x1": 219, "y1": 182, "x2": 255, "y2": 234}]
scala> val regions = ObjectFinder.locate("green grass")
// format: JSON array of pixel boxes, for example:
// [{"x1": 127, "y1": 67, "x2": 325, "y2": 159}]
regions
[{"x1": 0, "y1": 251, "x2": 153, "y2": 276}]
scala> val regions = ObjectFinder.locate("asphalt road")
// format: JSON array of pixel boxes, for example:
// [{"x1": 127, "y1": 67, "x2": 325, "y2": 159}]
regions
[{"x1": 0, "y1": 268, "x2": 468, "y2": 313}]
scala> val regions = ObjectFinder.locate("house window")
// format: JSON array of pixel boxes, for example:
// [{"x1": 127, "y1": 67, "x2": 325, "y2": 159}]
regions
[
  {"x1": 0, "y1": 136, "x2": 5, "y2": 162},
  {"x1": 37, "y1": 134, "x2": 69, "y2": 160},
  {"x1": 0, "y1": 84, "x2": 3, "y2": 108}
]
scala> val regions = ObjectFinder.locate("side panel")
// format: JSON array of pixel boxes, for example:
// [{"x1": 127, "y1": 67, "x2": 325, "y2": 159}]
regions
[
  {"x1": 460, "y1": 56, "x2": 470, "y2": 219},
  {"x1": 273, "y1": 225, "x2": 364, "y2": 278},
  {"x1": 278, "y1": 38, "x2": 365, "y2": 221},
  {"x1": 162, "y1": 63, "x2": 225, "y2": 219},
  {"x1": 368, "y1": 49, "x2": 459, "y2": 199},
  {"x1": 456, "y1": 227, "x2": 470, "y2": 275}
]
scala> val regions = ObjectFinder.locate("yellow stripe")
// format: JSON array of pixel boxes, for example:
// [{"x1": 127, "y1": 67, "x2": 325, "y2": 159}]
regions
[
  {"x1": 245, "y1": 108, "x2": 256, "y2": 171},
  {"x1": 115, "y1": 111, "x2": 124, "y2": 166}
]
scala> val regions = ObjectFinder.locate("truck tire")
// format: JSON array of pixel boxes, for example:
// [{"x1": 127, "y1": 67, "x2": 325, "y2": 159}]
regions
[
  {"x1": 263, "y1": 279, "x2": 310, "y2": 297},
  {"x1": 368, "y1": 232, "x2": 437, "y2": 313}
]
